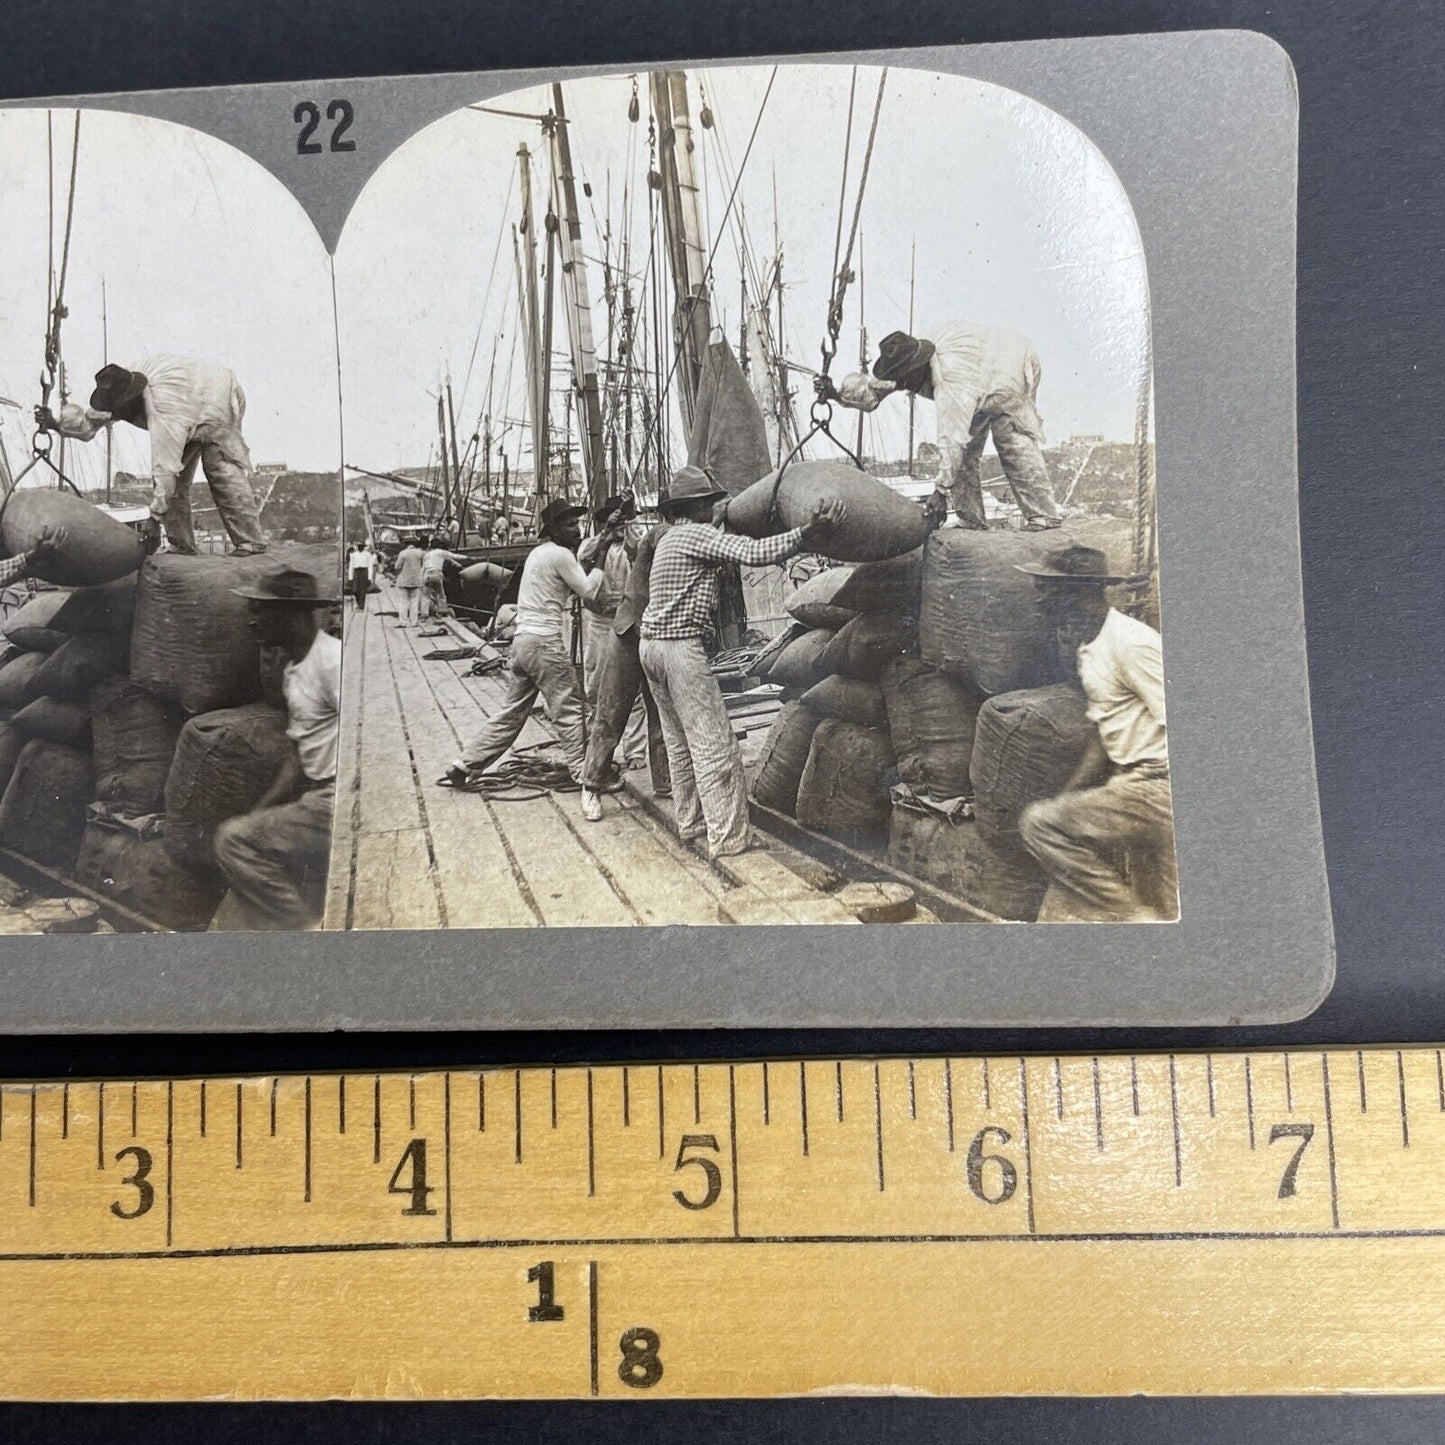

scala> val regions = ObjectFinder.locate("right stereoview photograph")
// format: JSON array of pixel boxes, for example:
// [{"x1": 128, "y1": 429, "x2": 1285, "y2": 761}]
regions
[{"x1": 330, "y1": 62, "x2": 1176, "y2": 930}]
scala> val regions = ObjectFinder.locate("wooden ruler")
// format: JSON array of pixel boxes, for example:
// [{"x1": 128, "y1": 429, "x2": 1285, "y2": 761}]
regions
[{"x1": 2, "y1": 1047, "x2": 1444, "y2": 1399}]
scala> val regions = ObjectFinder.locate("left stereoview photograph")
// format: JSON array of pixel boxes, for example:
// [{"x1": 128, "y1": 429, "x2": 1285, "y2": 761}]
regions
[{"x1": 0, "y1": 107, "x2": 342, "y2": 934}]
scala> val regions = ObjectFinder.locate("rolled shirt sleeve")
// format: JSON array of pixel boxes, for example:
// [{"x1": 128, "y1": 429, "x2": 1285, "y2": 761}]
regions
[
  {"x1": 0, "y1": 554, "x2": 30, "y2": 588},
  {"x1": 685, "y1": 525, "x2": 808, "y2": 568}
]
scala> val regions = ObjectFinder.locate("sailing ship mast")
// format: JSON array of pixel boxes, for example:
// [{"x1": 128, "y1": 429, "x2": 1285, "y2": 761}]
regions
[
  {"x1": 515, "y1": 143, "x2": 548, "y2": 515},
  {"x1": 649, "y1": 70, "x2": 712, "y2": 423},
  {"x1": 546, "y1": 85, "x2": 607, "y2": 508}
]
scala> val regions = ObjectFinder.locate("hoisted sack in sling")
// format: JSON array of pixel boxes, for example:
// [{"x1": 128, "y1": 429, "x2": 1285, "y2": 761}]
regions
[
  {"x1": 750, "y1": 701, "x2": 822, "y2": 816},
  {"x1": 0, "y1": 490, "x2": 146, "y2": 587},
  {"x1": 832, "y1": 546, "x2": 924, "y2": 618},
  {"x1": 881, "y1": 654, "x2": 979, "y2": 799},
  {"x1": 796, "y1": 718, "x2": 896, "y2": 837},
  {"x1": 817, "y1": 610, "x2": 917, "y2": 681},
  {"x1": 969, "y1": 683, "x2": 1093, "y2": 855},
  {"x1": 163, "y1": 703, "x2": 291, "y2": 866},
  {"x1": 0, "y1": 739, "x2": 94, "y2": 869},
  {"x1": 3, "y1": 591, "x2": 71, "y2": 652},
  {"x1": 90, "y1": 678, "x2": 185, "y2": 814},
  {"x1": 801, "y1": 674, "x2": 888, "y2": 729},
  {"x1": 784, "y1": 567, "x2": 856, "y2": 631},
  {"x1": 765, "y1": 628, "x2": 833, "y2": 692},
  {"x1": 726, "y1": 459, "x2": 927, "y2": 563},
  {"x1": 75, "y1": 826, "x2": 225, "y2": 932},
  {"x1": 919, "y1": 529, "x2": 1063, "y2": 697},
  {"x1": 131, "y1": 543, "x2": 338, "y2": 714}
]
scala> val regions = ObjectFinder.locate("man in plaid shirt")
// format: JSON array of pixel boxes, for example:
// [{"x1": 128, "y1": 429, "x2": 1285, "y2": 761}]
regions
[{"x1": 639, "y1": 465, "x2": 845, "y2": 859}]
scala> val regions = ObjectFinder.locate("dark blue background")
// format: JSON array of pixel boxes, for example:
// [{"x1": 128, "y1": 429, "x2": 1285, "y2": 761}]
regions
[{"x1": 2, "y1": 0, "x2": 1441, "y2": 1438}]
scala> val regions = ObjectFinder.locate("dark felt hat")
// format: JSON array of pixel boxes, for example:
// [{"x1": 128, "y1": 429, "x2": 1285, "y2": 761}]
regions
[
  {"x1": 89, "y1": 363, "x2": 148, "y2": 413},
  {"x1": 872, "y1": 331, "x2": 936, "y2": 385},
  {"x1": 1014, "y1": 543, "x2": 1138, "y2": 586},
  {"x1": 539, "y1": 499, "x2": 588, "y2": 537},
  {"x1": 659, "y1": 465, "x2": 727, "y2": 516},
  {"x1": 593, "y1": 493, "x2": 637, "y2": 523},
  {"x1": 231, "y1": 565, "x2": 339, "y2": 606}
]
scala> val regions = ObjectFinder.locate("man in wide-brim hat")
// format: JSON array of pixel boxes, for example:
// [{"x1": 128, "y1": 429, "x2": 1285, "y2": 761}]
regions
[
  {"x1": 438, "y1": 497, "x2": 604, "y2": 791},
  {"x1": 630, "y1": 465, "x2": 845, "y2": 858},
  {"x1": 43, "y1": 354, "x2": 268, "y2": 556},
  {"x1": 816, "y1": 322, "x2": 1063, "y2": 533},
  {"x1": 1012, "y1": 543, "x2": 1178, "y2": 922},
  {"x1": 210, "y1": 564, "x2": 342, "y2": 931}
]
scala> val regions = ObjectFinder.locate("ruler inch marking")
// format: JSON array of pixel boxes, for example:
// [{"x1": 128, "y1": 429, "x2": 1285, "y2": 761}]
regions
[
  {"x1": 96, "y1": 1081, "x2": 104, "y2": 1171},
  {"x1": 1168, "y1": 1054, "x2": 1182, "y2": 1187},
  {"x1": 835, "y1": 1060, "x2": 844, "y2": 1122},
  {"x1": 372, "y1": 1076, "x2": 382, "y2": 1163},
  {"x1": 982, "y1": 1056, "x2": 991, "y2": 1112},
  {"x1": 588, "y1": 1260, "x2": 599, "y2": 1397},
  {"x1": 514, "y1": 1071, "x2": 522, "y2": 1165},
  {"x1": 28, "y1": 1085, "x2": 36, "y2": 1208},
  {"x1": 551, "y1": 1068, "x2": 558, "y2": 1130},
  {"x1": 1018, "y1": 1057, "x2": 1037, "y2": 1235},
  {"x1": 656, "y1": 1066, "x2": 664, "y2": 1159},
  {"x1": 729, "y1": 1064, "x2": 741, "y2": 1238},
  {"x1": 1130, "y1": 1056, "x2": 1140, "y2": 1117},
  {"x1": 269, "y1": 1078, "x2": 278, "y2": 1137},
  {"x1": 1283, "y1": 1052, "x2": 1293, "y2": 1114},
  {"x1": 235, "y1": 1084, "x2": 244, "y2": 1169},
  {"x1": 1321, "y1": 1051, "x2": 1342, "y2": 1230},
  {"x1": 873, "y1": 1062, "x2": 885, "y2": 1193},
  {"x1": 1206, "y1": 1053, "x2": 1216, "y2": 1117},
  {"x1": 61, "y1": 1081, "x2": 68, "y2": 1140},
  {"x1": 944, "y1": 1059, "x2": 955, "y2": 1153},
  {"x1": 304, "y1": 1077, "x2": 313, "y2": 1204},
  {"x1": 1092, "y1": 1057, "x2": 1104, "y2": 1152},
  {"x1": 1437, "y1": 1050, "x2": 1444, "y2": 1111},
  {"x1": 586, "y1": 1069, "x2": 595, "y2": 1198},
  {"x1": 1245, "y1": 1056, "x2": 1256, "y2": 1150},
  {"x1": 908, "y1": 1060, "x2": 916, "y2": 1120},
  {"x1": 1358, "y1": 1050, "x2": 1368, "y2": 1112},
  {"x1": 200, "y1": 1079, "x2": 207, "y2": 1138},
  {"x1": 443, "y1": 1072, "x2": 453, "y2": 1243},
  {"x1": 1053, "y1": 1057, "x2": 1063, "y2": 1121},
  {"x1": 799, "y1": 1063, "x2": 809, "y2": 1157},
  {"x1": 338, "y1": 1075, "x2": 346, "y2": 1135},
  {"x1": 622, "y1": 1067, "x2": 630, "y2": 1128},
  {"x1": 1398, "y1": 1050, "x2": 1410, "y2": 1148},
  {"x1": 130, "y1": 1082, "x2": 138, "y2": 1138},
  {"x1": 164, "y1": 1080, "x2": 174, "y2": 1249},
  {"x1": 762, "y1": 1061, "x2": 770, "y2": 1125},
  {"x1": 409, "y1": 1075, "x2": 417, "y2": 1131},
  {"x1": 478, "y1": 1072, "x2": 485, "y2": 1132},
  {"x1": 693, "y1": 1064, "x2": 701, "y2": 1125}
]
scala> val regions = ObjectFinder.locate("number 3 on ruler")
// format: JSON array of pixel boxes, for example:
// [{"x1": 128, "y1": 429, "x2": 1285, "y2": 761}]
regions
[{"x1": 294, "y1": 100, "x2": 356, "y2": 155}]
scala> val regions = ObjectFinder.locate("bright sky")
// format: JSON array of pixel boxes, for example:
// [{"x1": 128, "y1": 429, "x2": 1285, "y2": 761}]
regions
[
  {"x1": 0, "y1": 107, "x2": 339, "y2": 485},
  {"x1": 334, "y1": 63, "x2": 1151, "y2": 476}
]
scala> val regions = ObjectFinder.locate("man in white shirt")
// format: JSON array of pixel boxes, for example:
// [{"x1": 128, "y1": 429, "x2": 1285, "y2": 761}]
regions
[
  {"x1": 438, "y1": 499, "x2": 602, "y2": 790},
  {"x1": 212, "y1": 565, "x2": 341, "y2": 930},
  {"x1": 349, "y1": 541, "x2": 376, "y2": 611},
  {"x1": 46, "y1": 356, "x2": 268, "y2": 555},
  {"x1": 818, "y1": 324, "x2": 1063, "y2": 532},
  {"x1": 1015, "y1": 544, "x2": 1177, "y2": 921}
]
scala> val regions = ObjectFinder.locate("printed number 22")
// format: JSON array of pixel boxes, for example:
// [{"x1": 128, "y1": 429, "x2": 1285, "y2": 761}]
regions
[{"x1": 294, "y1": 100, "x2": 356, "y2": 155}]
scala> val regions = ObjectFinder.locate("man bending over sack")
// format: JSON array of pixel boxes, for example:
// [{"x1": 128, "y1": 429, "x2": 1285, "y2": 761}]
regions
[
  {"x1": 639, "y1": 465, "x2": 845, "y2": 860},
  {"x1": 817, "y1": 324, "x2": 1063, "y2": 532},
  {"x1": 211, "y1": 566, "x2": 341, "y2": 930},
  {"x1": 1015, "y1": 544, "x2": 1178, "y2": 922},
  {"x1": 437, "y1": 498, "x2": 603, "y2": 792},
  {"x1": 41, "y1": 355, "x2": 268, "y2": 555}
]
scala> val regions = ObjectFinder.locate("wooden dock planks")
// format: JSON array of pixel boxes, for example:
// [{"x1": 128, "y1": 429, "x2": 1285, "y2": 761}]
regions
[{"x1": 329, "y1": 579, "x2": 860, "y2": 930}]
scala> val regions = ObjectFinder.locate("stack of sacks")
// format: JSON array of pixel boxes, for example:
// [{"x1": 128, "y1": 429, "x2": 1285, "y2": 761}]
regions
[
  {"x1": 0, "y1": 532, "x2": 338, "y2": 928},
  {"x1": 795, "y1": 717, "x2": 896, "y2": 844}
]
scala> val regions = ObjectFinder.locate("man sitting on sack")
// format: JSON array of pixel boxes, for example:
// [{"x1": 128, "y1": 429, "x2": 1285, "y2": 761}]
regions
[
  {"x1": 816, "y1": 324, "x2": 1063, "y2": 533},
  {"x1": 639, "y1": 465, "x2": 844, "y2": 860},
  {"x1": 211, "y1": 565, "x2": 340, "y2": 931},
  {"x1": 1015, "y1": 544, "x2": 1177, "y2": 922},
  {"x1": 437, "y1": 498, "x2": 603, "y2": 792},
  {"x1": 42, "y1": 355, "x2": 268, "y2": 555}
]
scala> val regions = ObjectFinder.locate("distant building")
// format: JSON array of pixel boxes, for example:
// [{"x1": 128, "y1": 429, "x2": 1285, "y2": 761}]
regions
[
  {"x1": 255, "y1": 462, "x2": 290, "y2": 474},
  {"x1": 1068, "y1": 434, "x2": 1106, "y2": 445}
]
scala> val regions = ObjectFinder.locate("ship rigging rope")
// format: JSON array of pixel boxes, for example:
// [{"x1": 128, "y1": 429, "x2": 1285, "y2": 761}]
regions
[{"x1": 824, "y1": 68, "x2": 887, "y2": 357}]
